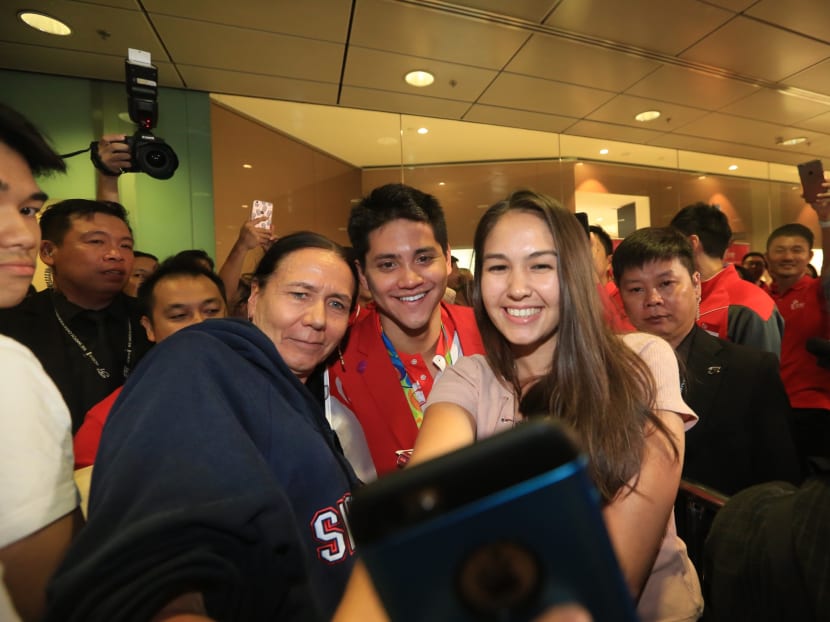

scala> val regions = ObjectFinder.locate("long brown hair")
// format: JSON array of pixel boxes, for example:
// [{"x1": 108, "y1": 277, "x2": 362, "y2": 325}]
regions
[{"x1": 472, "y1": 190, "x2": 676, "y2": 502}]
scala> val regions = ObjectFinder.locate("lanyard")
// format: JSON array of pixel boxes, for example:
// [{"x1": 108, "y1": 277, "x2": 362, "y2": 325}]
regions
[
  {"x1": 53, "y1": 306, "x2": 132, "y2": 380},
  {"x1": 381, "y1": 324, "x2": 455, "y2": 428}
]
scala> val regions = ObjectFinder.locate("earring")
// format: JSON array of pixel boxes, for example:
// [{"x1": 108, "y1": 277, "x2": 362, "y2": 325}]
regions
[
  {"x1": 338, "y1": 346, "x2": 346, "y2": 371},
  {"x1": 696, "y1": 296, "x2": 701, "y2": 321}
]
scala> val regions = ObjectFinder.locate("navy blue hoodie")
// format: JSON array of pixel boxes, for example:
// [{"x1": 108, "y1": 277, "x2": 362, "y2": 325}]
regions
[{"x1": 45, "y1": 319, "x2": 359, "y2": 621}]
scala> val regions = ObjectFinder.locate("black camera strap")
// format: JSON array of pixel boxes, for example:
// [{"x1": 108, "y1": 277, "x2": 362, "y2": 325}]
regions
[{"x1": 88, "y1": 141, "x2": 122, "y2": 176}]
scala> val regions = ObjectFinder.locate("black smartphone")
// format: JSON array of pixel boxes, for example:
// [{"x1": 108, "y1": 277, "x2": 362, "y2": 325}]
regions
[
  {"x1": 349, "y1": 420, "x2": 638, "y2": 622},
  {"x1": 797, "y1": 159, "x2": 825, "y2": 204}
]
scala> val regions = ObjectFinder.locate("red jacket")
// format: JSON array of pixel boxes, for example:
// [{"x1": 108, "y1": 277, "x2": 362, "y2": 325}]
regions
[{"x1": 328, "y1": 303, "x2": 484, "y2": 477}]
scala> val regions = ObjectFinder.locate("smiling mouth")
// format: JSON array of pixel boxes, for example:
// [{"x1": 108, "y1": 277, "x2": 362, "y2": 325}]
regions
[
  {"x1": 505, "y1": 307, "x2": 541, "y2": 318},
  {"x1": 397, "y1": 292, "x2": 427, "y2": 303}
]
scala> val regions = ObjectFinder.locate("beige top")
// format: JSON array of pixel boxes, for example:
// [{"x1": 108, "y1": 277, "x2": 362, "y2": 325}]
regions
[{"x1": 427, "y1": 331, "x2": 704, "y2": 622}]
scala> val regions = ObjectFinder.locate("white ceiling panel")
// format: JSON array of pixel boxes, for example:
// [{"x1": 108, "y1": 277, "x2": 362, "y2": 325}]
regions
[
  {"x1": 343, "y1": 46, "x2": 496, "y2": 101},
  {"x1": 784, "y1": 58, "x2": 830, "y2": 97},
  {"x1": 143, "y1": 0, "x2": 351, "y2": 42},
  {"x1": 479, "y1": 73, "x2": 615, "y2": 118},
  {"x1": 681, "y1": 16, "x2": 830, "y2": 82},
  {"x1": 719, "y1": 89, "x2": 830, "y2": 125},
  {"x1": 0, "y1": 0, "x2": 165, "y2": 59},
  {"x1": 339, "y1": 86, "x2": 472, "y2": 119},
  {"x1": 446, "y1": 0, "x2": 559, "y2": 23},
  {"x1": 586, "y1": 94, "x2": 708, "y2": 130},
  {"x1": 544, "y1": 0, "x2": 732, "y2": 56},
  {"x1": 506, "y1": 33, "x2": 661, "y2": 91},
  {"x1": 463, "y1": 104, "x2": 576, "y2": 134},
  {"x1": 746, "y1": 0, "x2": 830, "y2": 46},
  {"x1": 624, "y1": 65, "x2": 759, "y2": 110},
  {"x1": 349, "y1": 0, "x2": 530, "y2": 69},
  {"x1": 184, "y1": 67, "x2": 338, "y2": 105},
  {"x1": 563, "y1": 119, "x2": 666, "y2": 145},
  {"x1": 151, "y1": 15, "x2": 344, "y2": 82}
]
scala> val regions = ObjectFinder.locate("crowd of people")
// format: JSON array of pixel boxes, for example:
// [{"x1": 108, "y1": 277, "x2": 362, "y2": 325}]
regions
[{"x1": 2, "y1": 99, "x2": 829, "y2": 622}]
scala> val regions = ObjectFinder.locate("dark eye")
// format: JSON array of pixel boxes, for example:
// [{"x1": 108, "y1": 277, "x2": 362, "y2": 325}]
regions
[
  {"x1": 486, "y1": 264, "x2": 507, "y2": 273},
  {"x1": 20, "y1": 205, "x2": 42, "y2": 217}
]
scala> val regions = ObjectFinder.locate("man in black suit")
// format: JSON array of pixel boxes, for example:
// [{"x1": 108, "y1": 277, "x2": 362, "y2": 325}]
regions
[
  {"x1": 0, "y1": 199, "x2": 152, "y2": 431},
  {"x1": 612, "y1": 226, "x2": 801, "y2": 496}
]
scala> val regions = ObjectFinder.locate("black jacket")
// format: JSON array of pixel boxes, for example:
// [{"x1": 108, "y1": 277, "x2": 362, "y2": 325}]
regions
[{"x1": 681, "y1": 325, "x2": 801, "y2": 495}]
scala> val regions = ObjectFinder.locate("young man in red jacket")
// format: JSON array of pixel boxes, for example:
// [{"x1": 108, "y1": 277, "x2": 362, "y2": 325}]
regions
[{"x1": 327, "y1": 184, "x2": 483, "y2": 480}]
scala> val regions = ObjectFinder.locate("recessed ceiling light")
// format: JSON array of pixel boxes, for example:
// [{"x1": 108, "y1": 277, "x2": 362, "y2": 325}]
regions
[
  {"x1": 404, "y1": 70, "x2": 435, "y2": 87},
  {"x1": 599, "y1": 149, "x2": 609, "y2": 155},
  {"x1": 728, "y1": 164, "x2": 738, "y2": 171},
  {"x1": 438, "y1": 182, "x2": 445, "y2": 186},
  {"x1": 777, "y1": 136, "x2": 808, "y2": 146},
  {"x1": 634, "y1": 110, "x2": 661, "y2": 122},
  {"x1": 417, "y1": 127, "x2": 429, "y2": 135},
  {"x1": 18, "y1": 11, "x2": 71, "y2": 36},
  {"x1": 698, "y1": 175, "x2": 707, "y2": 180},
  {"x1": 242, "y1": 163, "x2": 252, "y2": 169}
]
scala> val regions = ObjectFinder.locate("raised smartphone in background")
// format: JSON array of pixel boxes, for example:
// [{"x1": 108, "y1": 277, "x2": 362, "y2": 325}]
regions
[
  {"x1": 797, "y1": 160, "x2": 825, "y2": 204},
  {"x1": 251, "y1": 199, "x2": 273, "y2": 230},
  {"x1": 349, "y1": 420, "x2": 638, "y2": 622}
]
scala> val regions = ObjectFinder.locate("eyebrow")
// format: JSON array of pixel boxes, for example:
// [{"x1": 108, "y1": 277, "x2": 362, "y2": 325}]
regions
[
  {"x1": 0, "y1": 179, "x2": 48, "y2": 202},
  {"x1": 483, "y1": 250, "x2": 558, "y2": 260},
  {"x1": 285, "y1": 280, "x2": 352, "y2": 303},
  {"x1": 163, "y1": 298, "x2": 223, "y2": 311},
  {"x1": 80, "y1": 229, "x2": 134, "y2": 242}
]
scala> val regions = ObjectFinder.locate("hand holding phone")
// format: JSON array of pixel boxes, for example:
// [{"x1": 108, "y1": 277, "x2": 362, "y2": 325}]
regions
[
  {"x1": 797, "y1": 160, "x2": 825, "y2": 204},
  {"x1": 349, "y1": 420, "x2": 637, "y2": 622},
  {"x1": 251, "y1": 200, "x2": 273, "y2": 231}
]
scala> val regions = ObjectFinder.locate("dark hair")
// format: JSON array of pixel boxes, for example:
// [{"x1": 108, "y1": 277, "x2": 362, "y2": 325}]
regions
[
  {"x1": 137, "y1": 257, "x2": 227, "y2": 319},
  {"x1": 39, "y1": 199, "x2": 132, "y2": 245},
  {"x1": 348, "y1": 183, "x2": 448, "y2": 267},
  {"x1": 0, "y1": 103, "x2": 66, "y2": 176},
  {"x1": 612, "y1": 227, "x2": 696, "y2": 284},
  {"x1": 134, "y1": 250, "x2": 159, "y2": 262},
  {"x1": 589, "y1": 225, "x2": 613, "y2": 257},
  {"x1": 670, "y1": 202, "x2": 732, "y2": 259},
  {"x1": 734, "y1": 264, "x2": 753, "y2": 281},
  {"x1": 766, "y1": 223, "x2": 814, "y2": 249},
  {"x1": 171, "y1": 249, "x2": 215, "y2": 271},
  {"x1": 252, "y1": 231, "x2": 358, "y2": 312},
  {"x1": 473, "y1": 189, "x2": 672, "y2": 501},
  {"x1": 741, "y1": 251, "x2": 767, "y2": 268}
]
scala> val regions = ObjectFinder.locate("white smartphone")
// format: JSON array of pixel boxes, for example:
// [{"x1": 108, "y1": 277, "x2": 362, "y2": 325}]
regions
[{"x1": 251, "y1": 199, "x2": 273, "y2": 230}]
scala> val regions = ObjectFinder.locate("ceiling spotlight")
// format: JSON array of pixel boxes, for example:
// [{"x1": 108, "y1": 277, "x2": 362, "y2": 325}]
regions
[
  {"x1": 417, "y1": 127, "x2": 429, "y2": 135},
  {"x1": 242, "y1": 163, "x2": 253, "y2": 169},
  {"x1": 776, "y1": 136, "x2": 808, "y2": 146},
  {"x1": 599, "y1": 148, "x2": 609, "y2": 155},
  {"x1": 728, "y1": 164, "x2": 738, "y2": 171},
  {"x1": 634, "y1": 110, "x2": 661, "y2": 122},
  {"x1": 405, "y1": 70, "x2": 435, "y2": 87},
  {"x1": 698, "y1": 175, "x2": 707, "y2": 180},
  {"x1": 18, "y1": 11, "x2": 71, "y2": 35}
]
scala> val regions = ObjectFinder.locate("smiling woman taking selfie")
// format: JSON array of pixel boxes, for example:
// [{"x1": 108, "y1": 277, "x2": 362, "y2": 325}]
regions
[{"x1": 411, "y1": 190, "x2": 703, "y2": 621}]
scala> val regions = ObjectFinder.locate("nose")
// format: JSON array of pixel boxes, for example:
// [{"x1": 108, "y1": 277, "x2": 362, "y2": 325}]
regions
[
  {"x1": 304, "y1": 298, "x2": 326, "y2": 330},
  {"x1": 645, "y1": 288, "x2": 663, "y2": 306},
  {"x1": 1, "y1": 211, "x2": 38, "y2": 251},
  {"x1": 398, "y1": 263, "x2": 424, "y2": 289},
  {"x1": 104, "y1": 244, "x2": 126, "y2": 262},
  {"x1": 507, "y1": 269, "x2": 530, "y2": 299}
]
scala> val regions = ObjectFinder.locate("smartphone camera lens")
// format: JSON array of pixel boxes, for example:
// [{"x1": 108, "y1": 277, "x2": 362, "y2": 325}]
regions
[{"x1": 456, "y1": 541, "x2": 541, "y2": 615}]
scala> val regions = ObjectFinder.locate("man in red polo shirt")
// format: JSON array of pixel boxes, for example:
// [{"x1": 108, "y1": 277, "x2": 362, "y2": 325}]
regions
[
  {"x1": 671, "y1": 202, "x2": 783, "y2": 356},
  {"x1": 327, "y1": 184, "x2": 483, "y2": 480},
  {"x1": 766, "y1": 192, "x2": 830, "y2": 467}
]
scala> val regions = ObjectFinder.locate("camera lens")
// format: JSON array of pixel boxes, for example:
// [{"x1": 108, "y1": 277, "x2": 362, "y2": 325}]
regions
[{"x1": 132, "y1": 133, "x2": 179, "y2": 180}]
